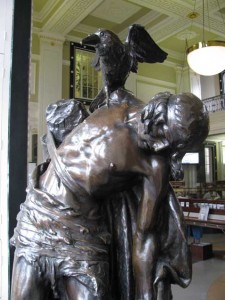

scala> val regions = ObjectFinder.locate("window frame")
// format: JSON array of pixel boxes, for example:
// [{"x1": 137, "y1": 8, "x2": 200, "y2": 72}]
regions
[{"x1": 70, "y1": 42, "x2": 100, "y2": 105}]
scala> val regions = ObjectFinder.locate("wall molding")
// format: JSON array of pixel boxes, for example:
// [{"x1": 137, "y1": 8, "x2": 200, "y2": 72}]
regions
[
  {"x1": 32, "y1": 53, "x2": 40, "y2": 61},
  {"x1": 137, "y1": 75, "x2": 176, "y2": 88},
  {"x1": 39, "y1": 31, "x2": 65, "y2": 44}
]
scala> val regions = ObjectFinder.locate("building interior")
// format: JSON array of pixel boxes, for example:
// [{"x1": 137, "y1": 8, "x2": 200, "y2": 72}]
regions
[{"x1": 1, "y1": 0, "x2": 225, "y2": 299}]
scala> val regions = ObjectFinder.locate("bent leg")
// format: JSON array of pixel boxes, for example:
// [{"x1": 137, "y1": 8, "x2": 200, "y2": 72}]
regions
[
  {"x1": 133, "y1": 167, "x2": 169, "y2": 300},
  {"x1": 11, "y1": 255, "x2": 51, "y2": 300},
  {"x1": 133, "y1": 231, "x2": 157, "y2": 300}
]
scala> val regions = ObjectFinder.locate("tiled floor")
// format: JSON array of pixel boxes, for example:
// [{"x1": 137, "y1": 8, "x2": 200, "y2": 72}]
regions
[{"x1": 172, "y1": 233, "x2": 225, "y2": 300}]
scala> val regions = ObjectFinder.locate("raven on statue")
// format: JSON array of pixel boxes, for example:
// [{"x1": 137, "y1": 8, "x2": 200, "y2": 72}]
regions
[{"x1": 82, "y1": 24, "x2": 167, "y2": 112}]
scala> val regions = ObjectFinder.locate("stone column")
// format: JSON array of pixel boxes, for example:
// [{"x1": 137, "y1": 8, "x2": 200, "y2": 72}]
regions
[
  {"x1": 189, "y1": 69, "x2": 201, "y2": 99},
  {"x1": 176, "y1": 65, "x2": 190, "y2": 94},
  {"x1": 38, "y1": 32, "x2": 65, "y2": 163}
]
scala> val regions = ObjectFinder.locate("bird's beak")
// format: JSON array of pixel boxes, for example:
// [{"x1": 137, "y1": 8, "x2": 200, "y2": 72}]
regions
[{"x1": 81, "y1": 34, "x2": 100, "y2": 47}]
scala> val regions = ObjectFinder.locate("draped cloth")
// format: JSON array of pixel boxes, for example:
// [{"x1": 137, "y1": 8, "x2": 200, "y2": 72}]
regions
[
  {"x1": 11, "y1": 162, "x2": 191, "y2": 300},
  {"x1": 10, "y1": 165, "x2": 111, "y2": 298},
  {"x1": 106, "y1": 185, "x2": 192, "y2": 300}
]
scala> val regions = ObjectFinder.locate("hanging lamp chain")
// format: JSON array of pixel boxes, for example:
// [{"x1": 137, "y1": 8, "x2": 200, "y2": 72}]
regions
[
  {"x1": 216, "y1": 0, "x2": 225, "y2": 28},
  {"x1": 202, "y1": 0, "x2": 205, "y2": 43}
]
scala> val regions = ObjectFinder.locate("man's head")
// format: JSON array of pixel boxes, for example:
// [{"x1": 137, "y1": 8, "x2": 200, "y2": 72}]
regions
[
  {"x1": 141, "y1": 92, "x2": 209, "y2": 180},
  {"x1": 142, "y1": 92, "x2": 209, "y2": 154},
  {"x1": 167, "y1": 92, "x2": 209, "y2": 154}
]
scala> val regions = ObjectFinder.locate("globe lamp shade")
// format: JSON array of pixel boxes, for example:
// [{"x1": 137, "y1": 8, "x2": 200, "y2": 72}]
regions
[{"x1": 187, "y1": 41, "x2": 225, "y2": 76}]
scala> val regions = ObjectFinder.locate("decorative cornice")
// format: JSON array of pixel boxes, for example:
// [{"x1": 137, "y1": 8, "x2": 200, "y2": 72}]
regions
[
  {"x1": 72, "y1": 23, "x2": 97, "y2": 35},
  {"x1": 65, "y1": 35, "x2": 83, "y2": 43},
  {"x1": 38, "y1": 31, "x2": 65, "y2": 44},
  {"x1": 175, "y1": 65, "x2": 189, "y2": 73},
  {"x1": 42, "y1": 0, "x2": 104, "y2": 35}
]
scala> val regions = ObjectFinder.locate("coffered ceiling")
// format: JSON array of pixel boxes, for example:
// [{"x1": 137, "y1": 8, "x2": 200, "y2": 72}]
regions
[{"x1": 32, "y1": 0, "x2": 225, "y2": 64}]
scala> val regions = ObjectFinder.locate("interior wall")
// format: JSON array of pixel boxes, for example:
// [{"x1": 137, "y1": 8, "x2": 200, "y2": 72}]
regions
[
  {"x1": 206, "y1": 138, "x2": 225, "y2": 181},
  {"x1": 221, "y1": 141, "x2": 225, "y2": 180},
  {"x1": 216, "y1": 141, "x2": 225, "y2": 181},
  {"x1": 199, "y1": 73, "x2": 225, "y2": 184},
  {"x1": 183, "y1": 165, "x2": 198, "y2": 189},
  {"x1": 136, "y1": 75, "x2": 176, "y2": 102},
  {"x1": 209, "y1": 111, "x2": 225, "y2": 136},
  {"x1": 201, "y1": 75, "x2": 220, "y2": 99}
]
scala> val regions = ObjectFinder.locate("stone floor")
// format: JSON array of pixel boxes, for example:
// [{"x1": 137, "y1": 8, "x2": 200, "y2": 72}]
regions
[{"x1": 172, "y1": 233, "x2": 225, "y2": 300}]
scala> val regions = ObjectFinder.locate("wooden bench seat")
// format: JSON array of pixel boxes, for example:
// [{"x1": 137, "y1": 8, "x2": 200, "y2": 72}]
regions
[
  {"x1": 178, "y1": 198, "x2": 225, "y2": 230},
  {"x1": 178, "y1": 198, "x2": 225, "y2": 260}
]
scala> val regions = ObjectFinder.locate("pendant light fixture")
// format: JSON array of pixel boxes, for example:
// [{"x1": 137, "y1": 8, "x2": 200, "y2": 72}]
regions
[{"x1": 187, "y1": 0, "x2": 225, "y2": 76}]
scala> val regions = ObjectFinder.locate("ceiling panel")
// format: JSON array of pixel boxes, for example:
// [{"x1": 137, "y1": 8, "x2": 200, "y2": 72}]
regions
[
  {"x1": 32, "y1": 0, "x2": 225, "y2": 66},
  {"x1": 33, "y1": 0, "x2": 49, "y2": 13},
  {"x1": 91, "y1": 0, "x2": 141, "y2": 24}
]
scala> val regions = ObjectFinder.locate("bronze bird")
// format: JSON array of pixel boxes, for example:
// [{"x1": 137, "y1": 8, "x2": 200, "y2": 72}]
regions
[{"x1": 82, "y1": 24, "x2": 168, "y2": 112}]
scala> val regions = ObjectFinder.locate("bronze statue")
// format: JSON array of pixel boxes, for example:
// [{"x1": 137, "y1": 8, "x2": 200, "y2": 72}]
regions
[
  {"x1": 82, "y1": 24, "x2": 167, "y2": 112},
  {"x1": 11, "y1": 25, "x2": 209, "y2": 300}
]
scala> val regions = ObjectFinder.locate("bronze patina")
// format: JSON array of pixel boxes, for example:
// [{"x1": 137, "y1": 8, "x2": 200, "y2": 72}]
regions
[{"x1": 10, "y1": 25, "x2": 209, "y2": 300}]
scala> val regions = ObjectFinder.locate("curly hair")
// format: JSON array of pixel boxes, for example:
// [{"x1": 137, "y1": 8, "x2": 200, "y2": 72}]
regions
[{"x1": 141, "y1": 92, "x2": 209, "y2": 180}]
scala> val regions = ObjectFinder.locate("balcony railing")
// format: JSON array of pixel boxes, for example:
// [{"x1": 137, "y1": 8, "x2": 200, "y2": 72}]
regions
[{"x1": 202, "y1": 94, "x2": 225, "y2": 113}]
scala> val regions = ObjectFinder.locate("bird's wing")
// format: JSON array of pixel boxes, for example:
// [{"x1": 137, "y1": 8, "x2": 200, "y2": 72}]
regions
[{"x1": 126, "y1": 24, "x2": 168, "y2": 65}]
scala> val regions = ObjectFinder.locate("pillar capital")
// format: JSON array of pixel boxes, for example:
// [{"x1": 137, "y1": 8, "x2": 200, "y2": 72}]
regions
[{"x1": 38, "y1": 31, "x2": 65, "y2": 46}]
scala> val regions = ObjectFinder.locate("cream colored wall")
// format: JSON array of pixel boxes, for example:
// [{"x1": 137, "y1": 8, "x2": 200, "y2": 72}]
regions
[
  {"x1": 221, "y1": 141, "x2": 225, "y2": 180},
  {"x1": 31, "y1": 34, "x2": 71, "y2": 101},
  {"x1": 215, "y1": 141, "x2": 225, "y2": 181},
  {"x1": 62, "y1": 64, "x2": 70, "y2": 99},
  {"x1": 30, "y1": 33, "x2": 40, "y2": 102},
  {"x1": 131, "y1": 62, "x2": 178, "y2": 101},
  {"x1": 209, "y1": 111, "x2": 225, "y2": 136},
  {"x1": 138, "y1": 63, "x2": 176, "y2": 85},
  {"x1": 136, "y1": 75, "x2": 176, "y2": 102},
  {"x1": 201, "y1": 75, "x2": 220, "y2": 99},
  {"x1": 32, "y1": 32, "x2": 40, "y2": 54},
  {"x1": 207, "y1": 111, "x2": 225, "y2": 182},
  {"x1": 30, "y1": 60, "x2": 39, "y2": 102}
]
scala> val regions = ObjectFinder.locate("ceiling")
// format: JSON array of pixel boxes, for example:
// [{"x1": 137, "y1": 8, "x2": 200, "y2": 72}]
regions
[{"x1": 32, "y1": 0, "x2": 225, "y2": 65}]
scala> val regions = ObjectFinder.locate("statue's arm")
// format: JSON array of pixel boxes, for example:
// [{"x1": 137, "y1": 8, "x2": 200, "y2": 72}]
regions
[{"x1": 133, "y1": 154, "x2": 170, "y2": 299}]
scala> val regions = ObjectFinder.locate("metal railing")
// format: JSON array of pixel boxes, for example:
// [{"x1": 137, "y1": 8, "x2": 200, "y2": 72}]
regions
[{"x1": 202, "y1": 94, "x2": 225, "y2": 113}]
